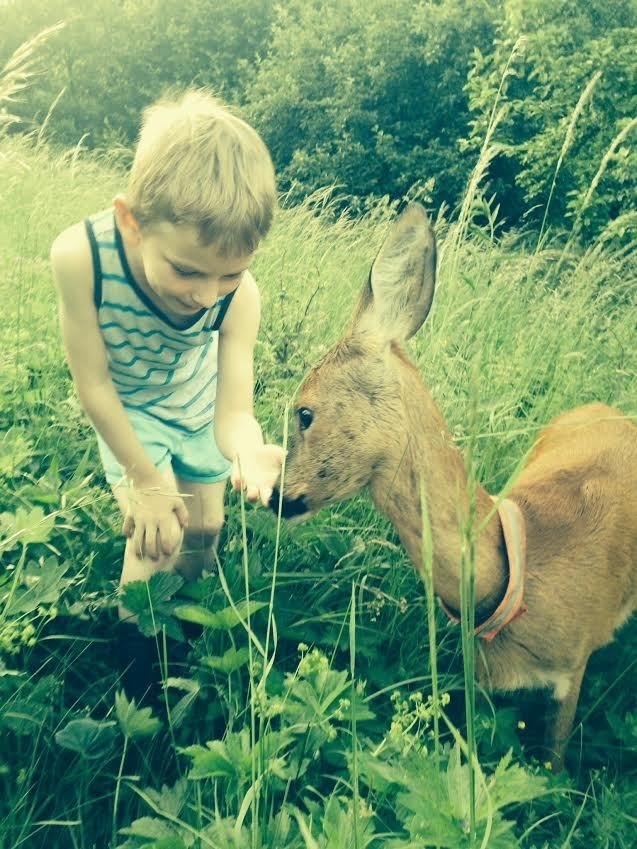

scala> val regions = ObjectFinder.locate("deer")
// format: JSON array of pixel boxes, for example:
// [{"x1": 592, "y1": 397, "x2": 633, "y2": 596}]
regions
[{"x1": 271, "y1": 203, "x2": 637, "y2": 771}]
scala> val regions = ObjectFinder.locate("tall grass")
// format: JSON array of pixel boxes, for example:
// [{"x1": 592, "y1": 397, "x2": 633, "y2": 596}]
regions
[{"x1": 0, "y1": 24, "x2": 65, "y2": 133}]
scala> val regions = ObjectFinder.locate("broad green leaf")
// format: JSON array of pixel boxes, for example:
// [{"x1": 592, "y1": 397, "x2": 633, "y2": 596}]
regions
[
  {"x1": 0, "y1": 506, "x2": 56, "y2": 547},
  {"x1": 55, "y1": 717, "x2": 117, "y2": 760},
  {"x1": 146, "y1": 571, "x2": 185, "y2": 603},
  {"x1": 199, "y1": 646, "x2": 251, "y2": 674},
  {"x1": 483, "y1": 749, "x2": 548, "y2": 812},
  {"x1": 118, "y1": 816, "x2": 183, "y2": 841},
  {"x1": 182, "y1": 739, "x2": 236, "y2": 780},
  {"x1": 181, "y1": 729, "x2": 254, "y2": 782},
  {"x1": 173, "y1": 599, "x2": 268, "y2": 630},
  {"x1": 2, "y1": 557, "x2": 71, "y2": 616},
  {"x1": 115, "y1": 690, "x2": 162, "y2": 739},
  {"x1": 174, "y1": 574, "x2": 218, "y2": 601},
  {"x1": 445, "y1": 742, "x2": 471, "y2": 821},
  {"x1": 119, "y1": 573, "x2": 185, "y2": 638},
  {"x1": 143, "y1": 777, "x2": 189, "y2": 818}
]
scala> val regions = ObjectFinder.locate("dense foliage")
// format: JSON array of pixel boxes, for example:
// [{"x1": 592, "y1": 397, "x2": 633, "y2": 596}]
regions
[
  {"x1": 1, "y1": 0, "x2": 635, "y2": 236},
  {"x1": 466, "y1": 0, "x2": 637, "y2": 239}
]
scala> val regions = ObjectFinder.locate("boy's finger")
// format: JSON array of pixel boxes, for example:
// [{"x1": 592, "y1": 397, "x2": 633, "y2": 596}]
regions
[
  {"x1": 144, "y1": 526, "x2": 160, "y2": 560},
  {"x1": 131, "y1": 523, "x2": 145, "y2": 559},
  {"x1": 245, "y1": 482, "x2": 260, "y2": 502},
  {"x1": 122, "y1": 513, "x2": 135, "y2": 537},
  {"x1": 230, "y1": 457, "x2": 242, "y2": 490},
  {"x1": 159, "y1": 527, "x2": 178, "y2": 556},
  {"x1": 174, "y1": 500, "x2": 189, "y2": 528},
  {"x1": 166, "y1": 513, "x2": 184, "y2": 554}
]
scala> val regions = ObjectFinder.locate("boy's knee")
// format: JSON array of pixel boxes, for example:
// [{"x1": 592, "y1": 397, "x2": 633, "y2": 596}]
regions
[
  {"x1": 178, "y1": 521, "x2": 224, "y2": 581},
  {"x1": 126, "y1": 542, "x2": 182, "y2": 574},
  {"x1": 184, "y1": 514, "x2": 224, "y2": 550}
]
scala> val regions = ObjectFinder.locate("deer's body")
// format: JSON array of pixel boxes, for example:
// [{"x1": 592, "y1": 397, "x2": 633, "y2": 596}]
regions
[{"x1": 274, "y1": 204, "x2": 637, "y2": 769}]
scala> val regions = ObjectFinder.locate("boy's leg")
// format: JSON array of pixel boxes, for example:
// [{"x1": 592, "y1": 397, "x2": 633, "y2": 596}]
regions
[
  {"x1": 172, "y1": 477, "x2": 228, "y2": 580},
  {"x1": 111, "y1": 474, "x2": 226, "y2": 704},
  {"x1": 112, "y1": 466, "x2": 185, "y2": 619},
  {"x1": 112, "y1": 467, "x2": 184, "y2": 705}
]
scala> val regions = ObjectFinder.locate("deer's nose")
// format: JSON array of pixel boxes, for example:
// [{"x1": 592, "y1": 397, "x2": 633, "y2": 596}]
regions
[{"x1": 269, "y1": 488, "x2": 310, "y2": 519}]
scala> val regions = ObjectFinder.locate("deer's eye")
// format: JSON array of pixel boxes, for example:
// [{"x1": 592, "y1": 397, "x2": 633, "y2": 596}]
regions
[{"x1": 297, "y1": 407, "x2": 314, "y2": 431}]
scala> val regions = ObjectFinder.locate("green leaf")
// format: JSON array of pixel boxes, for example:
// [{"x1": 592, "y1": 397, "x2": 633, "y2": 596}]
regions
[
  {"x1": 174, "y1": 574, "x2": 218, "y2": 601},
  {"x1": 0, "y1": 506, "x2": 56, "y2": 548},
  {"x1": 119, "y1": 816, "x2": 184, "y2": 844},
  {"x1": 293, "y1": 796, "x2": 376, "y2": 849},
  {"x1": 356, "y1": 749, "x2": 404, "y2": 795},
  {"x1": 2, "y1": 557, "x2": 71, "y2": 616},
  {"x1": 115, "y1": 690, "x2": 162, "y2": 739},
  {"x1": 181, "y1": 729, "x2": 253, "y2": 783},
  {"x1": 173, "y1": 599, "x2": 268, "y2": 630},
  {"x1": 181, "y1": 740, "x2": 237, "y2": 780},
  {"x1": 121, "y1": 573, "x2": 184, "y2": 612},
  {"x1": 323, "y1": 795, "x2": 376, "y2": 848},
  {"x1": 146, "y1": 571, "x2": 185, "y2": 603},
  {"x1": 143, "y1": 777, "x2": 189, "y2": 819},
  {"x1": 119, "y1": 573, "x2": 185, "y2": 638},
  {"x1": 199, "y1": 646, "x2": 251, "y2": 674},
  {"x1": 445, "y1": 742, "x2": 471, "y2": 821},
  {"x1": 0, "y1": 428, "x2": 33, "y2": 477},
  {"x1": 483, "y1": 749, "x2": 548, "y2": 812},
  {"x1": 0, "y1": 674, "x2": 59, "y2": 735},
  {"x1": 55, "y1": 717, "x2": 117, "y2": 760},
  {"x1": 253, "y1": 729, "x2": 295, "y2": 780}
]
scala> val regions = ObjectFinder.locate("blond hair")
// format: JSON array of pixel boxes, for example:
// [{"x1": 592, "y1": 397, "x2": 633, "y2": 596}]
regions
[{"x1": 126, "y1": 89, "x2": 276, "y2": 255}]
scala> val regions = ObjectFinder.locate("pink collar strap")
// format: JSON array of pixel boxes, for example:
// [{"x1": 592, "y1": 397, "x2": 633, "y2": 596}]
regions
[{"x1": 440, "y1": 497, "x2": 528, "y2": 642}]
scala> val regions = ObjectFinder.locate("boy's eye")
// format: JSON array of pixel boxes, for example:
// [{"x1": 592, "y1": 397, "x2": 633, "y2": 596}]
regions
[{"x1": 172, "y1": 264, "x2": 200, "y2": 278}]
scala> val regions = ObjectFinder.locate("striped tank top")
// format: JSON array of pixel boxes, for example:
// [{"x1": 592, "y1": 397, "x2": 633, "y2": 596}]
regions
[{"x1": 85, "y1": 209, "x2": 235, "y2": 433}]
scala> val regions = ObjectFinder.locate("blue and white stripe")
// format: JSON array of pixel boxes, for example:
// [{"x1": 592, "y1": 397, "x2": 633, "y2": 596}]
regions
[{"x1": 86, "y1": 209, "x2": 233, "y2": 433}]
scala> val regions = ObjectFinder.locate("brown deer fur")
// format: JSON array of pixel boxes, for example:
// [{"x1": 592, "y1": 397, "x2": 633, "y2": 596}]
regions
[{"x1": 274, "y1": 203, "x2": 637, "y2": 770}]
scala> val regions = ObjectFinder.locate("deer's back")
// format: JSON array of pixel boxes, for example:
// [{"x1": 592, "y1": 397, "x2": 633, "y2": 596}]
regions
[{"x1": 483, "y1": 403, "x2": 637, "y2": 692}]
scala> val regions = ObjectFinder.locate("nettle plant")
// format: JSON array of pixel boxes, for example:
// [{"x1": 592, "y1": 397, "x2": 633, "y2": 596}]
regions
[{"x1": 49, "y1": 568, "x2": 551, "y2": 849}]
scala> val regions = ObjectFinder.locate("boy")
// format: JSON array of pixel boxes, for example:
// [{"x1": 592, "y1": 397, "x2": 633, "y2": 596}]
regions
[{"x1": 50, "y1": 89, "x2": 283, "y2": 700}]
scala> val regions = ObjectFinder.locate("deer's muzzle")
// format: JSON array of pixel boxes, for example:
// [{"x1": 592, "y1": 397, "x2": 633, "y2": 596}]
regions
[{"x1": 269, "y1": 488, "x2": 311, "y2": 520}]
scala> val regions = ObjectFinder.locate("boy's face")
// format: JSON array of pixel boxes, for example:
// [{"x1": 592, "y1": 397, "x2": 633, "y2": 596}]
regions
[{"x1": 116, "y1": 203, "x2": 254, "y2": 318}]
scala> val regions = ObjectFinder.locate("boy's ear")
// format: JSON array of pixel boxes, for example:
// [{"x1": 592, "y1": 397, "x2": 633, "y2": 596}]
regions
[{"x1": 114, "y1": 195, "x2": 142, "y2": 244}]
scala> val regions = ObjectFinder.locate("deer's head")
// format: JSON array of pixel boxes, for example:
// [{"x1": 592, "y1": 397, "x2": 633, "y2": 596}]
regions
[{"x1": 272, "y1": 203, "x2": 437, "y2": 520}]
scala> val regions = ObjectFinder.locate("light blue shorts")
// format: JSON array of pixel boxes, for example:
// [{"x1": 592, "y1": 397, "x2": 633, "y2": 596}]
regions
[{"x1": 96, "y1": 409, "x2": 232, "y2": 486}]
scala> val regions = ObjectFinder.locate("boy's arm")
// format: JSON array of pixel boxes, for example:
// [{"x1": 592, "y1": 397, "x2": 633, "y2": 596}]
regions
[
  {"x1": 214, "y1": 271, "x2": 283, "y2": 505},
  {"x1": 50, "y1": 223, "x2": 188, "y2": 556}
]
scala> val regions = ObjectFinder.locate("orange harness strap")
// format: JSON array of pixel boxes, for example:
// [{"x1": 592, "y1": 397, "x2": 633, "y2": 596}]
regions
[{"x1": 439, "y1": 497, "x2": 528, "y2": 642}]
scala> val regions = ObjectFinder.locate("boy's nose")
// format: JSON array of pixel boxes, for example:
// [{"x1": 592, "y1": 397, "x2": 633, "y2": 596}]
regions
[{"x1": 192, "y1": 282, "x2": 219, "y2": 308}]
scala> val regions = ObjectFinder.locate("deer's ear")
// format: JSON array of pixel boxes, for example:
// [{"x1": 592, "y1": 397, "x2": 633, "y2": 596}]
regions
[{"x1": 352, "y1": 203, "x2": 436, "y2": 343}]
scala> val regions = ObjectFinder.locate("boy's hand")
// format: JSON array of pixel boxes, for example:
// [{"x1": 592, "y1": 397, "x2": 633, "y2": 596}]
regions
[
  {"x1": 231, "y1": 444, "x2": 285, "y2": 507},
  {"x1": 122, "y1": 484, "x2": 189, "y2": 560}
]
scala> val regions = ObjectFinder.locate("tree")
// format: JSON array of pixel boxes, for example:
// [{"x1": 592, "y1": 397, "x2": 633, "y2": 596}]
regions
[
  {"x1": 0, "y1": 0, "x2": 276, "y2": 147},
  {"x1": 466, "y1": 0, "x2": 637, "y2": 239},
  {"x1": 244, "y1": 0, "x2": 501, "y2": 213}
]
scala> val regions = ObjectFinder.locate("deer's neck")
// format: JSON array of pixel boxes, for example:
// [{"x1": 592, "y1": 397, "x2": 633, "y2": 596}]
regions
[{"x1": 369, "y1": 358, "x2": 508, "y2": 617}]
